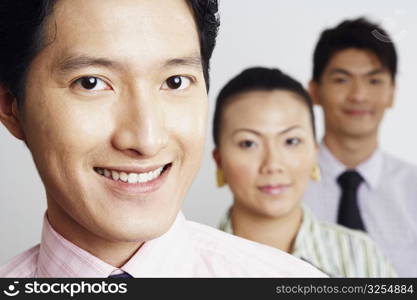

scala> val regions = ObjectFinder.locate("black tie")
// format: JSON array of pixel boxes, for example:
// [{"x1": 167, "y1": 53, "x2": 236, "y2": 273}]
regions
[
  {"x1": 337, "y1": 170, "x2": 366, "y2": 231},
  {"x1": 108, "y1": 271, "x2": 133, "y2": 278}
]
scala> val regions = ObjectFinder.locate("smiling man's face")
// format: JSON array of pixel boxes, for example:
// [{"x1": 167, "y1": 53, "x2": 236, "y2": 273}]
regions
[
  {"x1": 17, "y1": 0, "x2": 207, "y2": 250},
  {"x1": 311, "y1": 48, "x2": 394, "y2": 140}
]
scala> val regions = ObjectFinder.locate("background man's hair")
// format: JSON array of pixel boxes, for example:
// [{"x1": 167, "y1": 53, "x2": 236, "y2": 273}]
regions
[
  {"x1": 212, "y1": 67, "x2": 316, "y2": 146},
  {"x1": 0, "y1": 0, "x2": 220, "y2": 109},
  {"x1": 312, "y1": 17, "x2": 397, "y2": 83}
]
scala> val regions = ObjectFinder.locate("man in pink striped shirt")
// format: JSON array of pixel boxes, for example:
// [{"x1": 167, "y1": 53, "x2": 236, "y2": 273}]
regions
[{"x1": 0, "y1": 0, "x2": 323, "y2": 278}]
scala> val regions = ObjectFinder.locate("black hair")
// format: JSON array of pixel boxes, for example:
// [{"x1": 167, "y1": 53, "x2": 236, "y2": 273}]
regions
[
  {"x1": 0, "y1": 0, "x2": 219, "y2": 109},
  {"x1": 187, "y1": 0, "x2": 219, "y2": 91},
  {"x1": 212, "y1": 67, "x2": 316, "y2": 146},
  {"x1": 312, "y1": 17, "x2": 397, "y2": 83}
]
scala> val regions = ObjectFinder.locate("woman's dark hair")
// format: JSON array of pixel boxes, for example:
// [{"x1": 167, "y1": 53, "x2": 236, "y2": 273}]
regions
[
  {"x1": 0, "y1": 0, "x2": 219, "y2": 109},
  {"x1": 212, "y1": 67, "x2": 316, "y2": 146},
  {"x1": 312, "y1": 17, "x2": 397, "y2": 83}
]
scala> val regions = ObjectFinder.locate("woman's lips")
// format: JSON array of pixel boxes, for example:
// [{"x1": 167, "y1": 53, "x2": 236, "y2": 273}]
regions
[{"x1": 258, "y1": 184, "x2": 290, "y2": 195}]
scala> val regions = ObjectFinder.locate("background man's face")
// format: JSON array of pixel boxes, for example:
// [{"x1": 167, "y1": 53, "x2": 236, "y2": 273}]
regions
[
  {"x1": 312, "y1": 48, "x2": 395, "y2": 139},
  {"x1": 19, "y1": 0, "x2": 207, "y2": 246}
]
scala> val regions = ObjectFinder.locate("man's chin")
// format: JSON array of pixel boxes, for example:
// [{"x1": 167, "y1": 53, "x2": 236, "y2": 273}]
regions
[
  {"x1": 343, "y1": 128, "x2": 377, "y2": 139},
  {"x1": 97, "y1": 213, "x2": 178, "y2": 243},
  {"x1": 333, "y1": 122, "x2": 377, "y2": 139}
]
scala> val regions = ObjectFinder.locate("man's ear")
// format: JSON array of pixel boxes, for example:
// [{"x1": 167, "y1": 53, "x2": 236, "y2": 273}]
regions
[
  {"x1": 308, "y1": 80, "x2": 321, "y2": 106},
  {"x1": 0, "y1": 84, "x2": 26, "y2": 141},
  {"x1": 212, "y1": 148, "x2": 222, "y2": 169}
]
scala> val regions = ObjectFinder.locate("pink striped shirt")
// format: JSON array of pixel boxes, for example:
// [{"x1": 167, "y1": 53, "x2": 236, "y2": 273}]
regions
[{"x1": 0, "y1": 212, "x2": 325, "y2": 277}]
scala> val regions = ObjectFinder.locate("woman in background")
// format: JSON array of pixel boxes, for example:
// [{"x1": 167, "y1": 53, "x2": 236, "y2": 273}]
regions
[{"x1": 212, "y1": 67, "x2": 396, "y2": 277}]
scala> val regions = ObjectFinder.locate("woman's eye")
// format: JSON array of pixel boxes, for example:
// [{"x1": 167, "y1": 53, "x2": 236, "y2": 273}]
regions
[
  {"x1": 162, "y1": 75, "x2": 192, "y2": 90},
  {"x1": 239, "y1": 140, "x2": 256, "y2": 149},
  {"x1": 286, "y1": 137, "x2": 301, "y2": 146},
  {"x1": 74, "y1": 77, "x2": 110, "y2": 91}
]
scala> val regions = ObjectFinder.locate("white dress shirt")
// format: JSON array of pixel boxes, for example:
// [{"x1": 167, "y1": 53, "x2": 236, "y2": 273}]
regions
[
  {"x1": 0, "y1": 212, "x2": 325, "y2": 278},
  {"x1": 303, "y1": 143, "x2": 417, "y2": 277}
]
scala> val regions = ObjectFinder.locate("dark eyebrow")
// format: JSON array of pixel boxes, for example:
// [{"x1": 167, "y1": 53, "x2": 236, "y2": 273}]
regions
[
  {"x1": 366, "y1": 69, "x2": 388, "y2": 76},
  {"x1": 329, "y1": 68, "x2": 388, "y2": 77},
  {"x1": 163, "y1": 55, "x2": 202, "y2": 70},
  {"x1": 329, "y1": 68, "x2": 352, "y2": 77},
  {"x1": 55, "y1": 55, "x2": 125, "y2": 74},
  {"x1": 55, "y1": 53, "x2": 202, "y2": 75},
  {"x1": 232, "y1": 125, "x2": 303, "y2": 137},
  {"x1": 232, "y1": 128, "x2": 261, "y2": 137},
  {"x1": 279, "y1": 125, "x2": 303, "y2": 135}
]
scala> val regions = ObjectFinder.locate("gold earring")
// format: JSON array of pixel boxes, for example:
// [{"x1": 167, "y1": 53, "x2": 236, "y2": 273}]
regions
[
  {"x1": 216, "y1": 169, "x2": 226, "y2": 187},
  {"x1": 311, "y1": 165, "x2": 321, "y2": 182}
]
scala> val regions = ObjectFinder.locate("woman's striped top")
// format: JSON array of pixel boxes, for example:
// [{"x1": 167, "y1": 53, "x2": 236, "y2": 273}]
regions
[{"x1": 219, "y1": 206, "x2": 397, "y2": 277}]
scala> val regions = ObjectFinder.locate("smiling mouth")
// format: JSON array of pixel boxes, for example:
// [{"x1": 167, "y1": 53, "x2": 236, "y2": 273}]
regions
[
  {"x1": 94, "y1": 163, "x2": 172, "y2": 184},
  {"x1": 258, "y1": 184, "x2": 290, "y2": 195},
  {"x1": 343, "y1": 109, "x2": 371, "y2": 116}
]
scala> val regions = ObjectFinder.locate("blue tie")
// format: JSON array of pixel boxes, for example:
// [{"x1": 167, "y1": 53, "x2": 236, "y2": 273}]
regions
[
  {"x1": 108, "y1": 271, "x2": 133, "y2": 278},
  {"x1": 337, "y1": 170, "x2": 366, "y2": 231}
]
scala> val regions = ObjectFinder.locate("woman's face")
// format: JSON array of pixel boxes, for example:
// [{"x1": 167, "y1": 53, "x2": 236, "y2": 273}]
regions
[{"x1": 215, "y1": 90, "x2": 317, "y2": 218}]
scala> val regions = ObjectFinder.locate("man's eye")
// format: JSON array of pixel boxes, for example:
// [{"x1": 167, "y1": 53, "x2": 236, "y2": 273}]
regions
[
  {"x1": 74, "y1": 77, "x2": 110, "y2": 91},
  {"x1": 369, "y1": 78, "x2": 383, "y2": 85},
  {"x1": 333, "y1": 77, "x2": 348, "y2": 84},
  {"x1": 162, "y1": 75, "x2": 192, "y2": 90}
]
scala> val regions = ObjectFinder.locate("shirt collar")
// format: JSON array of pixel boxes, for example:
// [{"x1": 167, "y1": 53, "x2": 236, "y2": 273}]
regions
[
  {"x1": 219, "y1": 207, "x2": 233, "y2": 234},
  {"x1": 219, "y1": 206, "x2": 307, "y2": 257},
  {"x1": 319, "y1": 142, "x2": 383, "y2": 189},
  {"x1": 356, "y1": 148, "x2": 383, "y2": 189},
  {"x1": 122, "y1": 212, "x2": 195, "y2": 277},
  {"x1": 292, "y1": 206, "x2": 313, "y2": 257},
  {"x1": 292, "y1": 207, "x2": 333, "y2": 277},
  {"x1": 219, "y1": 206, "x2": 328, "y2": 274},
  {"x1": 36, "y1": 211, "x2": 194, "y2": 278}
]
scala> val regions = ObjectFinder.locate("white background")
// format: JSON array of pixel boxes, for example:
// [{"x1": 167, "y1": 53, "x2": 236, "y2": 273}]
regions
[{"x1": 1, "y1": 0, "x2": 416, "y2": 264}]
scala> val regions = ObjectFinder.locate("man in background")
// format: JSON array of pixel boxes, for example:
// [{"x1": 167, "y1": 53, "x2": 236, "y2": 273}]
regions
[{"x1": 304, "y1": 17, "x2": 417, "y2": 276}]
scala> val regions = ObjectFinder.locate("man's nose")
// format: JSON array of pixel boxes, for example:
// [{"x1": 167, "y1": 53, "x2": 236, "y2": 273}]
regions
[
  {"x1": 347, "y1": 79, "x2": 367, "y2": 103},
  {"x1": 111, "y1": 88, "x2": 168, "y2": 158}
]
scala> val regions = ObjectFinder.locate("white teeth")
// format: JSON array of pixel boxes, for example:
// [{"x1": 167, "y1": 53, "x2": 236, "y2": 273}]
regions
[
  {"x1": 111, "y1": 170, "x2": 119, "y2": 181},
  {"x1": 119, "y1": 172, "x2": 128, "y2": 182},
  {"x1": 138, "y1": 173, "x2": 146, "y2": 183},
  {"x1": 95, "y1": 166, "x2": 165, "y2": 184},
  {"x1": 128, "y1": 173, "x2": 138, "y2": 183},
  {"x1": 104, "y1": 169, "x2": 111, "y2": 178}
]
